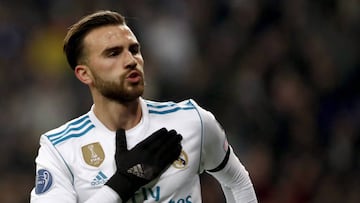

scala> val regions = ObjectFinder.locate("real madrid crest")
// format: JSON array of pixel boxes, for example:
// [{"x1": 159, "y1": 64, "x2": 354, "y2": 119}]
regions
[
  {"x1": 81, "y1": 142, "x2": 105, "y2": 167},
  {"x1": 172, "y1": 150, "x2": 188, "y2": 169}
]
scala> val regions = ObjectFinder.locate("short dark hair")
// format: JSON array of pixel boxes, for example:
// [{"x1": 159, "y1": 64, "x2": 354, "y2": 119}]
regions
[{"x1": 63, "y1": 10, "x2": 126, "y2": 70}]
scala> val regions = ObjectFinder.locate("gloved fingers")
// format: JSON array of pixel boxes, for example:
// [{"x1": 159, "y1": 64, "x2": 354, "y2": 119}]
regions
[
  {"x1": 154, "y1": 133, "x2": 182, "y2": 164},
  {"x1": 157, "y1": 143, "x2": 182, "y2": 169},
  {"x1": 116, "y1": 129, "x2": 128, "y2": 154},
  {"x1": 135, "y1": 128, "x2": 168, "y2": 149},
  {"x1": 147, "y1": 129, "x2": 182, "y2": 153},
  {"x1": 167, "y1": 129, "x2": 178, "y2": 137}
]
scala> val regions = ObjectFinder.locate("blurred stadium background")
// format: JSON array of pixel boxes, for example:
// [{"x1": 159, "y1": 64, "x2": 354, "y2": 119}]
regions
[{"x1": 0, "y1": 0, "x2": 359, "y2": 202}]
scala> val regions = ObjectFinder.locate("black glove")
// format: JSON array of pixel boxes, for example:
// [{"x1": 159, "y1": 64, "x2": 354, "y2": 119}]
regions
[{"x1": 106, "y1": 128, "x2": 182, "y2": 202}]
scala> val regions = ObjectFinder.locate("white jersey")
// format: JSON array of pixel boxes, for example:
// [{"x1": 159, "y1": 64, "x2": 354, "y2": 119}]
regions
[{"x1": 31, "y1": 98, "x2": 257, "y2": 203}]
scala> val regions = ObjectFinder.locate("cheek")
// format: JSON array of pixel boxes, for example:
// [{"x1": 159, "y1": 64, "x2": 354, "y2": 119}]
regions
[
  {"x1": 98, "y1": 62, "x2": 121, "y2": 79},
  {"x1": 136, "y1": 56, "x2": 144, "y2": 69}
]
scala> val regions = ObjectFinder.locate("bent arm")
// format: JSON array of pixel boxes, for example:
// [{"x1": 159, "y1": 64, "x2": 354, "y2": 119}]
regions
[
  {"x1": 208, "y1": 147, "x2": 257, "y2": 203},
  {"x1": 193, "y1": 100, "x2": 257, "y2": 202}
]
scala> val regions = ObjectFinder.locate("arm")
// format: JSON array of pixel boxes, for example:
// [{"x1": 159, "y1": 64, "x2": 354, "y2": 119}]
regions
[
  {"x1": 30, "y1": 136, "x2": 77, "y2": 203},
  {"x1": 31, "y1": 136, "x2": 122, "y2": 203},
  {"x1": 208, "y1": 147, "x2": 257, "y2": 203},
  {"x1": 195, "y1": 101, "x2": 257, "y2": 202}
]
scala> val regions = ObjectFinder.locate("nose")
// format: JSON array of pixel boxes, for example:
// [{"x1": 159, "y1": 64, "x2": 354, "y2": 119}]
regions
[{"x1": 124, "y1": 51, "x2": 137, "y2": 69}]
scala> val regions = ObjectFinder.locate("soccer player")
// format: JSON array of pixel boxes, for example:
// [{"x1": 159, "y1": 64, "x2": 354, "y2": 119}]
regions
[{"x1": 30, "y1": 10, "x2": 258, "y2": 203}]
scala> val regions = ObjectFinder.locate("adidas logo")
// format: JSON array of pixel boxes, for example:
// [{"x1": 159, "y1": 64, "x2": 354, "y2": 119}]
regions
[
  {"x1": 127, "y1": 164, "x2": 146, "y2": 178},
  {"x1": 91, "y1": 171, "x2": 108, "y2": 186}
]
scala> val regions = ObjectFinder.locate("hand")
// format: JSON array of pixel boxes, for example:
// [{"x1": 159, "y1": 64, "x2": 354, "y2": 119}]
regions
[{"x1": 106, "y1": 128, "x2": 182, "y2": 202}]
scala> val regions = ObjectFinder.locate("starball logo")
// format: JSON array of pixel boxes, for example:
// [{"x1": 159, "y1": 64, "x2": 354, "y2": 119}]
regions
[{"x1": 35, "y1": 169, "x2": 53, "y2": 194}]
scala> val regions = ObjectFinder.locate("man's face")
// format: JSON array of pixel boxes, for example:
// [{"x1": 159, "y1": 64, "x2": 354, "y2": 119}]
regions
[{"x1": 82, "y1": 25, "x2": 145, "y2": 103}]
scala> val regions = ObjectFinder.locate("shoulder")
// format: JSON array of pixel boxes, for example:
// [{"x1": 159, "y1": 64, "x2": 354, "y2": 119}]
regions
[
  {"x1": 42, "y1": 113, "x2": 94, "y2": 146},
  {"x1": 143, "y1": 98, "x2": 202, "y2": 114},
  {"x1": 142, "y1": 98, "x2": 217, "y2": 126}
]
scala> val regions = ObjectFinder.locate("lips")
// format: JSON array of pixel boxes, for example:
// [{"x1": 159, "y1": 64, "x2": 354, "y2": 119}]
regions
[
  {"x1": 126, "y1": 70, "x2": 142, "y2": 83},
  {"x1": 128, "y1": 71, "x2": 140, "y2": 78}
]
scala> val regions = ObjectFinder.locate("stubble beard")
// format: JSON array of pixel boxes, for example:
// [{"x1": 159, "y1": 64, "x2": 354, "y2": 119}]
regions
[{"x1": 93, "y1": 72, "x2": 144, "y2": 103}]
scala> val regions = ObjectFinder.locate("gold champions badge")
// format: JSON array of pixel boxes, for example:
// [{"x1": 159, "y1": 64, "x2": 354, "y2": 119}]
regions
[{"x1": 81, "y1": 142, "x2": 105, "y2": 167}]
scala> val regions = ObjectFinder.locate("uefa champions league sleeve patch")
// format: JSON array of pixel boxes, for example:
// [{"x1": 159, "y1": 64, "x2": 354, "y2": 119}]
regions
[{"x1": 35, "y1": 169, "x2": 53, "y2": 194}]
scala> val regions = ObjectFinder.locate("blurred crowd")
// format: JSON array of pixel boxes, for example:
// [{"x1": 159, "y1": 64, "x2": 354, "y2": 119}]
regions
[{"x1": 0, "y1": 0, "x2": 359, "y2": 202}]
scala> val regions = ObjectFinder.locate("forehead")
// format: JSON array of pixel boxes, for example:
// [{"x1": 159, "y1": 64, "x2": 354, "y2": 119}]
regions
[{"x1": 84, "y1": 25, "x2": 138, "y2": 50}]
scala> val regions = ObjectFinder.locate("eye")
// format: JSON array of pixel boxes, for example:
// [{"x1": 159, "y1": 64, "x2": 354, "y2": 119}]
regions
[
  {"x1": 103, "y1": 47, "x2": 122, "y2": 58},
  {"x1": 108, "y1": 50, "x2": 120, "y2": 57},
  {"x1": 129, "y1": 44, "x2": 140, "y2": 55}
]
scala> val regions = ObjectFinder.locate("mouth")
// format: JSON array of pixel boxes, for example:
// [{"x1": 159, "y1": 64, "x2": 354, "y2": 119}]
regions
[{"x1": 126, "y1": 70, "x2": 142, "y2": 83}]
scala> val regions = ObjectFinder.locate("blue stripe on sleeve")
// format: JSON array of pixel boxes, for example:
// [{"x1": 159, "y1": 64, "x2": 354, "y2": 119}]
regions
[
  {"x1": 146, "y1": 100, "x2": 196, "y2": 114},
  {"x1": 48, "y1": 119, "x2": 92, "y2": 142},
  {"x1": 148, "y1": 106, "x2": 195, "y2": 114},
  {"x1": 47, "y1": 115, "x2": 90, "y2": 138},
  {"x1": 51, "y1": 124, "x2": 95, "y2": 145},
  {"x1": 46, "y1": 114, "x2": 95, "y2": 145}
]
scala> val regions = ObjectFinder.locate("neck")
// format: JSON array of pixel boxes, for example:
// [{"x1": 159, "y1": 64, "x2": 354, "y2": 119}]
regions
[{"x1": 93, "y1": 97, "x2": 142, "y2": 131}]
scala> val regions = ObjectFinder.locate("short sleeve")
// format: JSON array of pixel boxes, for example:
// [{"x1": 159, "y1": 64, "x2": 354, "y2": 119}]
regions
[
  {"x1": 192, "y1": 100, "x2": 229, "y2": 172},
  {"x1": 30, "y1": 135, "x2": 77, "y2": 203}
]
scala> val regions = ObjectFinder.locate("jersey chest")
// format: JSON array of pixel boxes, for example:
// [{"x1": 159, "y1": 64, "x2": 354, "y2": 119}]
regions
[{"x1": 61, "y1": 111, "x2": 204, "y2": 202}]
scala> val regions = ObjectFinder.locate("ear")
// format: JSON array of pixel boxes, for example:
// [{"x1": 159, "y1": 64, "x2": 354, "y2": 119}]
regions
[{"x1": 74, "y1": 65, "x2": 93, "y2": 85}]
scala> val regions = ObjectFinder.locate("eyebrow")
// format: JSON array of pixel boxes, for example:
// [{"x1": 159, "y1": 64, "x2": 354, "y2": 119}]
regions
[
  {"x1": 101, "y1": 42, "x2": 140, "y2": 55},
  {"x1": 101, "y1": 46, "x2": 123, "y2": 55}
]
